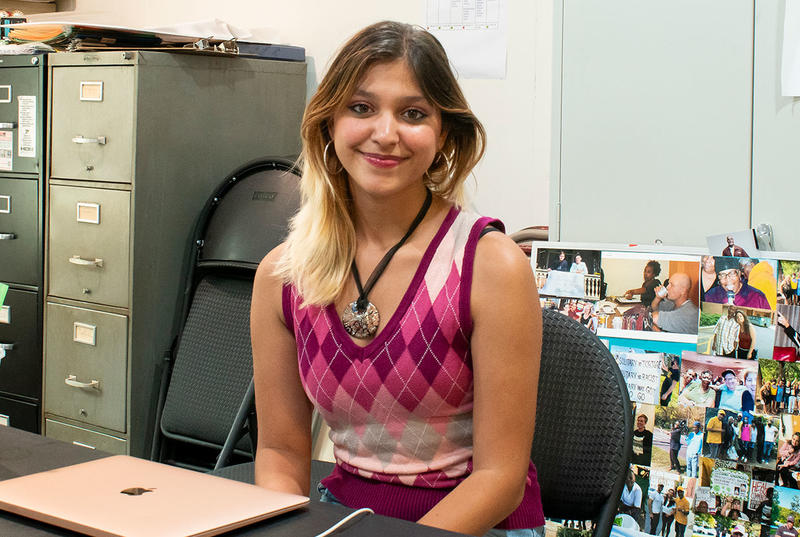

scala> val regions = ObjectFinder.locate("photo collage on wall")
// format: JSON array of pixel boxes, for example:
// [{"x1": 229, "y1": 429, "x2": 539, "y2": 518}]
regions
[{"x1": 533, "y1": 242, "x2": 800, "y2": 537}]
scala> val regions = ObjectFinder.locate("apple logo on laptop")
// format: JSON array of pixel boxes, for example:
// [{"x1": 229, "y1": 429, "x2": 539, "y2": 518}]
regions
[{"x1": 120, "y1": 487, "x2": 155, "y2": 496}]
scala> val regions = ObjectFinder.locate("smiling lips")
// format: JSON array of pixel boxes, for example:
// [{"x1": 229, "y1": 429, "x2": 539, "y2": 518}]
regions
[{"x1": 360, "y1": 151, "x2": 405, "y2": 168}]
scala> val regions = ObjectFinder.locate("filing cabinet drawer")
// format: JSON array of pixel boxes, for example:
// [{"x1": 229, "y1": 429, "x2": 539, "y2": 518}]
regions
[
  {"x1": 0, "y1": 65, "x2": 42, "y2": 175},
  {"x1": 48, "y1": 185, "x2": 130, "y2": 307},
  {"x1": 0, "y1": 395, "x2": 39, "y2": 433},
  {"x1": 44, "y1": 302, "x2": 127, "y2": 432},
  {"x1": 0, "y1": 177, "x2": 39, "y2": 286},
  {"x1": 0, "y1": 287, "x2": 40, "y2": 399},
  {"x1": 45, "y1": 418, "x2": 127, "y2": 454},
  {"x1": 50, "y1": 66, "x2": 134, "y2": 183}
]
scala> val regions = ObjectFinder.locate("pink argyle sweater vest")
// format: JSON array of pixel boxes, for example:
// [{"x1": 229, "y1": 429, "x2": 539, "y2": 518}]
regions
[{"x1": 283, "y1": 206, "x2": 544, "y2": 529}]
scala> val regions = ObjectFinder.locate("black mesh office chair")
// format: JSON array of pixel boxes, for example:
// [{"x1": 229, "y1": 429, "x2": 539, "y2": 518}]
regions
[
  {"x1": 150, "y1": 158, "x2": 301, "y2": 470},
  {"x1": 534, "y1": 308, "x2": 631, "y2": 536}
]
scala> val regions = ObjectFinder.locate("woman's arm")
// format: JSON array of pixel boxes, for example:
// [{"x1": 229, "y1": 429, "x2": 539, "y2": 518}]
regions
[
  {"x1": 748, "y1": 325, "x2": 756, "y2": 359},
  {"x1": 417, "y1": 233, "x2": 541, "y2": 536},
  {"x1": 251, "y1": 246, "x2": 314, "y2": 495}
]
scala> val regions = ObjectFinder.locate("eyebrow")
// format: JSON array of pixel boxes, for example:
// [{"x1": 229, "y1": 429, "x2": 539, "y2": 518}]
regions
[{"x1": 351, "y1": 89, "x2": 430, "y2": 105}]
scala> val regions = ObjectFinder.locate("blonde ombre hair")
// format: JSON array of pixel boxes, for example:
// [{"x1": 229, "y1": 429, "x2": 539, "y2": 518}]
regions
[{"x1": 276, "y1": 21, "x2": 486, "y2": 305}]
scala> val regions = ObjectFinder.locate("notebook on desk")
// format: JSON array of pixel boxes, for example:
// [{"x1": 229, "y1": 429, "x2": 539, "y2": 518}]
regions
[{"x1": 0, "y1": 455, "x2": 309, "y2": 537}]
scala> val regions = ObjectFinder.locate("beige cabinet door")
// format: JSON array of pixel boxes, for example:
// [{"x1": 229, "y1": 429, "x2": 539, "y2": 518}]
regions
[
  {"x1": 48, "y1": 185, "x2": 130, "y2": 308},
  {"x1": 50, "y1": 66, "x2": 135, "y2": 183},
  {"x1": 44, "y1": 302, "x2": 127, "y2": 432}
]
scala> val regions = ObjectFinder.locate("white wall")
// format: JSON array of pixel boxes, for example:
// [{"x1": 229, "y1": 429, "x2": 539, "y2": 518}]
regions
[{"x1": 43, "y1": 0, "x2": 551, "y2": 233}]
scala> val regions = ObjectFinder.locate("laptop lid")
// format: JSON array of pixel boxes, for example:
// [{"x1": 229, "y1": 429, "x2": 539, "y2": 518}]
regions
[{"x1": 0, "y1": 455, "x2": 309, "y2": 537}]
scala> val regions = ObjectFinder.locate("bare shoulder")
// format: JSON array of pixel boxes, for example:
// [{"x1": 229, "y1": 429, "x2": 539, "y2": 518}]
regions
[
  {"x1": 253, "y1": 242, "x2": 288, "y2": 318},
  {"x1": 473, "y1": 231, "x2": 534, "y2": 287}
]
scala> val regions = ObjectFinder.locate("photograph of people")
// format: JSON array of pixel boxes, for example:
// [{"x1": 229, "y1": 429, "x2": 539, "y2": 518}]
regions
[
  {"x1": 632, "y1": 406, "x2": 656, "y2": 467},
  {"x1": 778, "y1": 260, "x2": 800, "y2": 306},
  {"x1": 578, "y1": 301, "x2": 599, "y2": 334},
  {"x1": 600, "y1": 253, "x2": 700, "y2": 338},
  {"x1": 619, "y1": 466, "x2": 645, "y2": 523},
  {"x1": 532, "y1": 247, "x2": 602, "y2": 300},
  {"x1": 249, "y1": 21, "x2": 544, "y2": 535},
  {"x1": 624, "y1": 260, "x2": 663, "y2": 308},
  {"x1": 778, "y1": 433, "x2": 800, "y2": 489},
  {"x1": 650, "y1": 405, "x2": 704, "y2": 475},
  {"x1": 706, "y1": 231, "x2": 757, "y2": 261},
  {"x1": 698, "y1": 304, "x2": 775, "y2": 360},
  {"x1": 757, "y1": 360, "x2": 800, "y2": 417},
  {"x1": 703, "y1": 409, "x2": 727, "y2": 459},
  {"x1": 700, "y1": 255, "x2": 720, "y2": 303},
  {"x1": 650, "y1": 275, "x2": 699, "y2": 335},
  {"x1": 678, "y1": 352, "x2": 758, "y2": 414},
  {"x1": 722, "y1": 235, "x2": 749, "y2": 257},
  {"x1": 771, "y1": 491, "x2": 800, "y2": 537},
  {"x1": 702, "y1": 257, "x2": 775, "y2": 311}
]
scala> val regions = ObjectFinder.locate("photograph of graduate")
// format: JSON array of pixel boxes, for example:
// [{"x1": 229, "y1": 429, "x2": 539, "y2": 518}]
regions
[
  {"x1": 679, "y1": 354, "x2": 758, "y2": 413},
  {"x1": 651, "y1": 406, "x2": 707, "y2": 475},
  {"x1": 600, "y1": 252, "x2": 700, "y2": 337},
  {"x1": 633, "y1": 403, "x2": 658, "y2": 467},
  {"x1": 774, "y1": 305, "x2": 800, "y2": 362},
  {"x1": 777, "y1": 414, "x2": 800, "y2": 489},
  {"x1": 701, "y1": 257, "x2": 777, "y2": 312},
  {"x1": 533, "y1": 247, "x2": 602, "y2": 299},
  {"x1": 778, "y1": 260, "x2": 800, "y2": 306},
  {"x1": 698, "y1": 304, "x2": 776, "y2": 360},
  {"x1": 769, "y1": 487, "x2": 800, "y2": 537},
  {"x1": 619, "y1": 464, "x2": 651, "y2": 530},
  {"x1": 757, "y1": 360, "x2": 800, "y2": 415}
]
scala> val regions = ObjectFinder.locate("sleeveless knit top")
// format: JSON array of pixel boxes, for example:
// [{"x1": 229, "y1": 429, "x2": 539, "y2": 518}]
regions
[{"x1": 282, "y1": 206, "x2": 544, "y2": 529}]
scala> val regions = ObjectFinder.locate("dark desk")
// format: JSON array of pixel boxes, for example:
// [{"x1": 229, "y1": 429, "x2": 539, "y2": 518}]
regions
[{"x1": 0, "y1": 426, "x2": 467, "y2": 537}]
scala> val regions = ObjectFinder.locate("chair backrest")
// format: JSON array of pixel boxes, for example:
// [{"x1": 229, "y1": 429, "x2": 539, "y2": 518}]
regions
[
  {"x1": 154, "y1": 159, "x2": 301, "y2": 467},
  {"x1": 532, "y1": 308, "x2": 632, "y2": 535}
]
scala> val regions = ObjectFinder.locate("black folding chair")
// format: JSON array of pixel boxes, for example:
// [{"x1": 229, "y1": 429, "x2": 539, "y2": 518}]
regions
[{"x1": 150, "y1": 158, "x2": 301, "y2": 471}]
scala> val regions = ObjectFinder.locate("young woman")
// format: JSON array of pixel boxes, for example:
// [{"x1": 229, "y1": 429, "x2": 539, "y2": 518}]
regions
[
  {"x1": 623, "y1": 260, "x2": 662, "y2": 308},
  {"x1": 250, "y1": 21, "x2": 544, "y2": 537},
  {"x1": 569, "y1": 253, "x2": 588, "y2": 274},
  {"x1": 734, "y1": 310, "x2": 757, "y2": 359}
]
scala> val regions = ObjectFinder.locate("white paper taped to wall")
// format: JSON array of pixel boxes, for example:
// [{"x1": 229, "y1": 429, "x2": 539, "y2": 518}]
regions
[{"x1": 783, "y1": 0, "x2": 800, "y2": 96}]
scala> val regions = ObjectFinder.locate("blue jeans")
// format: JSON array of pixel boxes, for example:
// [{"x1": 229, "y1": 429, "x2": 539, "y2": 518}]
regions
[
  {"x1": 686, "y1": 454, "x2": 699, "y2": 477},
  {"x1": 318, "y1": 484, "x2": 545, "y2": 537}
]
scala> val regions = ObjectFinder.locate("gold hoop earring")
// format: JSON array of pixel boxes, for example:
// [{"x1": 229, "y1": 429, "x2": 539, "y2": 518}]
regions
[{"x1": 323, "y1": 140, "x2": 343, "y2": 174}]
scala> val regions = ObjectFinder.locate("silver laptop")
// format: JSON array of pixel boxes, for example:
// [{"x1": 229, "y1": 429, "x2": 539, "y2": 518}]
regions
[{"x1": 0, "y1": 455, "x2": 309, "y2": 537}]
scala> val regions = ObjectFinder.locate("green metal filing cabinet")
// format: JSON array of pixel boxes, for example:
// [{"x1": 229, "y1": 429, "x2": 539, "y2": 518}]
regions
[
  {"x1": 0, "y1": 54, "x2": 47, "y2": 433},
  {"x1": 43, "y1": 51, "x2": 306, "y2": 457}
]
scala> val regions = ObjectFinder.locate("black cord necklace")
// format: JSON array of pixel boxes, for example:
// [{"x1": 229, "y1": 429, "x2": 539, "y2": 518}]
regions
[{"x1": 341, "y1": 189, "x2": 433, "y2": 339}]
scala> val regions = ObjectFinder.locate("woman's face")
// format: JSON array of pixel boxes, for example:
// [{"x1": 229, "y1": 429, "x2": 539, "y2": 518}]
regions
[
  {"x1": 643, "y1": 265, "x2": 655, "y2": 281},
  {"x1": 735, "y1": 311, "x2": 746, "y2": 325},
  {"x1": 745, "y1": 373, "x2": 756, "y2": 392},
  {"x1": 330, "y1": 59, "x2": 443, "y2": 200},
  {"x1": 702, "y1": 255, "x2": 715, "y2": 272},
  {"x1": 575, "y1": 254, "x2": 582, "y2": 263}
]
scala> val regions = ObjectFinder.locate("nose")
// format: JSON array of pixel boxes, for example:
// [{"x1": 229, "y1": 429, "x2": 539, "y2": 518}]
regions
[{"x1": 371, "y1": 111, "x2": 400, "y2": 146}]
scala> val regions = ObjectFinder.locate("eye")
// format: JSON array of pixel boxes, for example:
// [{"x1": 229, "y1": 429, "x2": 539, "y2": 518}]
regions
[
  {"x1": 348, "y1": 103, "x2": 371, "y2": 114},
  {"x1": 402, "y1": 108, "x2": 428, "y2": 121}
]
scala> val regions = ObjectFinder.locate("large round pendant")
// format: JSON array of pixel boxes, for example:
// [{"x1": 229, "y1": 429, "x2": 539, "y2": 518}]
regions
[{"x1": 341, "y1": 300, "x2": 380, "y2": 339}]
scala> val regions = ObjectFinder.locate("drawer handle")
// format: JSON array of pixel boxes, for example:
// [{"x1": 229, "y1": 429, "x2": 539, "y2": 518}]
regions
[
  {"x1": 0, "y1": 233, "x2": 16, "y2": 240},
  {"x1": 72, "y1": 135, "x2": 107, "y2": 145},
  {"x1": 69, "y1": 255, "x2": 104, "y2": 268},
  {"x1": 0, "y1": 343, "x2": 13, "y2": 351},
  {"x1": 65, "y1": 375, "x2": 100, "y2": 390},
  {"x1": 72, "y1": 441, "x2": 97, "y2": 450}
]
